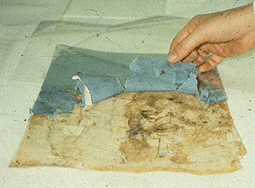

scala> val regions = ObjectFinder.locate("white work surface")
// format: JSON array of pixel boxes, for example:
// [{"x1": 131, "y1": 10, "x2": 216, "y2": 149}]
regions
[{"x1": 1, "y1": 0, "x2": 255, "y2": 187}]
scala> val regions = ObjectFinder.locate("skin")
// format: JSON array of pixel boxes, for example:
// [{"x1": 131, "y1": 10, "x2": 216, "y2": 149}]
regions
[{"x1": 167, "y1": 3, "x2": 255, "y2": 72}]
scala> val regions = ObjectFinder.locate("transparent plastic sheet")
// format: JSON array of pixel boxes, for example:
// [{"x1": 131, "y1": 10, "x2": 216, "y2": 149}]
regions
[
  {"x1": 12, "y1": 16, "x2": 189, "y2": 83},
  {"x1": 58, "y1": 0, "x2": 252, "y2": 24}
]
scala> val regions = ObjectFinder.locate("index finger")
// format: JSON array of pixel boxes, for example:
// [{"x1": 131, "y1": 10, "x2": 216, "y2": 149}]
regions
[{"x1": 169, "y1": 17, "x2": 200, "y2": 52}]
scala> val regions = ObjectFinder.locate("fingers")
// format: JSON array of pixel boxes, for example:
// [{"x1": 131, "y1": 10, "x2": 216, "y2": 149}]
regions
[
  {"x1": 168, "y1": 17, "x2": 201, "y2": 63},
  {"x1": 182, "y1": 49, "x2": 208, "y2": 64},
  {"x1": 168, "y1": 33, "x2": 191, "y2": 63},
  {"x1": 191, "y1": 49, "x2": 209, "y2": 66},
  {"x1": 198, "y1": 54, "x2": 225, "y2": 72},
  {"x1": 168, "y1": 28, "x2": 206, "y2": 64},
  {"x1": 170, "y1": 32, "x2": 190, "y2": 52},
  {"x1": 169, "y1": 19, "x2": 197, "y2": 52},
  {"x1": 192, "y1": 54, "x2": 206, "y2": 67},
  {"x1": 180, "y1": 49, "x2": 223, "y2": 72},
  {"x1": 182, "y1": 51, "x2": 198, "y2": 62}
]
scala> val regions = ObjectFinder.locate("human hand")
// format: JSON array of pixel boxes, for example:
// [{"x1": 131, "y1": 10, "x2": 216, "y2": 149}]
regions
[{"x1": 167, "y1": 3, "x2": 255, "y2": 72}]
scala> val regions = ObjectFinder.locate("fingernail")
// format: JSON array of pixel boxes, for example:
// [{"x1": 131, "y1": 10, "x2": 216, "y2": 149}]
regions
[{"x1": 168, "y1": 51, "x2": 177, "y2": 63}]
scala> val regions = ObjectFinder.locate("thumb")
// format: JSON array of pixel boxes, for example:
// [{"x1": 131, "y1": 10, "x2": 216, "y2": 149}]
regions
[{"x1": 167, "y1": 29, "x2": 205, "y2": 64}]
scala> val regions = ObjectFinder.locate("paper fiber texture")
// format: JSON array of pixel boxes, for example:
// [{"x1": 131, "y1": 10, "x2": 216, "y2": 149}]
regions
[{"x1": 10, "y1": 91, "x2": 246, "y2": 175}]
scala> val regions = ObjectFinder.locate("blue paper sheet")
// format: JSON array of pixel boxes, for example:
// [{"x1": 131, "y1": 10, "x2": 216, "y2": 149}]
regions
[
  {"x1": 30, "y1": 45, "x2": 227, "y2": 117},
  {"x1": 125, "y1": 58, "x2": 177, "y2": 92},
  {"x1": 74, "y1": 57, "x2": 227, "y2": 107}
]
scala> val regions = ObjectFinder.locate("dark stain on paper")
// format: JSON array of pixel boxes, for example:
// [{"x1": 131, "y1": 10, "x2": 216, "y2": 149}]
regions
[{"x1": 120, "y1": 91, "x2": 234, "y2": 164}]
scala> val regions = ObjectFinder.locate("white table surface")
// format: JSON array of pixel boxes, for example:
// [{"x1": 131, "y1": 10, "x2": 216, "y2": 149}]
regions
[{"x1": 1, "y1": 0, "x2": 254, "y2": 187}]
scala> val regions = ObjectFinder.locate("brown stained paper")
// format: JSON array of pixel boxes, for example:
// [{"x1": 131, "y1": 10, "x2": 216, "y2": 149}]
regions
[{"x1": 9, "y1": 91, "x2": 246, "y2": 175}]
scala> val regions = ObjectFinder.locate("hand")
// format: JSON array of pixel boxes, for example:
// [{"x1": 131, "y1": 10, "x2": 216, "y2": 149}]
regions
[{"x1": 167, "y1": 3, "x2": 255, "y2": 72}]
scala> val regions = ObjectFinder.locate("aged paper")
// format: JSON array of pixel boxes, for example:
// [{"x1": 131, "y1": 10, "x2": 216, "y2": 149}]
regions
[{"x1": 10, "y1": 91, "x2": 246, "y2": 175}]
